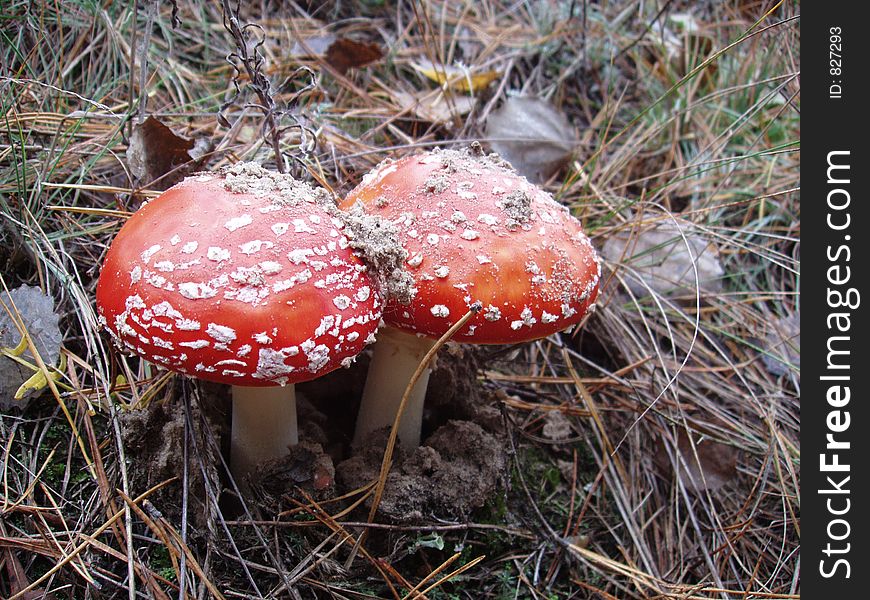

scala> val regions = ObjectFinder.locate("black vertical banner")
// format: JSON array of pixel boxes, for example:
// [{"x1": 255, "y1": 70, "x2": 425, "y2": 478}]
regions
[{"x1": 803, "y1": 4, "x2": 868, "y2": 596}]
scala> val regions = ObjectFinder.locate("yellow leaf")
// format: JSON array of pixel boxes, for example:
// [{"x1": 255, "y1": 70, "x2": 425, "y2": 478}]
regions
[
  {"x1": 14, "y1": 351, "x2": 66, "y2": 400},
  {"x1": 411, "y1": 59, "x2": 499, "y2": 92}
]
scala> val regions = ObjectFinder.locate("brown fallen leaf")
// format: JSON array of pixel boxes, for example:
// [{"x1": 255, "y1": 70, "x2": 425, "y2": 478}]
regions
[
  {"x1": 325, "y1": 38, "x2": 383, "y2": 75},
  {"x1": 126, "y1": 116, "x2": 210, "y2": 189},
  {"x1": 2, "y1": 548, "x2": 53, "y2": 600},
  {"x1": 655, "y1": 427, "x2": 738, "y2": 494}
]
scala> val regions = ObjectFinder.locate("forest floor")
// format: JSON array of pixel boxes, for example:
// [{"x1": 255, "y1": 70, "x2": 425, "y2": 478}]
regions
[{"x1": 0, "y1": 1, "x2": 799, "y2": 598}]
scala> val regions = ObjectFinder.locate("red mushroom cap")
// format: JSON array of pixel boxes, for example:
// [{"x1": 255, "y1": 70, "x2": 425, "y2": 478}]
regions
[
  {"x1": 339, "y1": 147, "x2": 601, "y2": 343},
  {"x1": 97, "y1": 164, "x2": 382, "y2": 386}
]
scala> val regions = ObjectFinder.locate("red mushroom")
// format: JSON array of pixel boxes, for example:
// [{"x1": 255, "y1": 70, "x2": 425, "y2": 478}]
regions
[
  {"x1": 340, "y1": 146, "x2": 601, "y2": 447},
  {"x1": 97, "y1": 163, "x2": 382, "y2": 481}
]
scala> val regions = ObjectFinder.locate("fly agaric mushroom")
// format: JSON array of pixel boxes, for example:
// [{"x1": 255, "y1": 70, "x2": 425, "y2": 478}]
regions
[
  {"x1": 341, "y1": 146, "x2": 601, "y2": 447},
  {"x1": 97, "y1": 163, "x2": 383, "y2": 481}
]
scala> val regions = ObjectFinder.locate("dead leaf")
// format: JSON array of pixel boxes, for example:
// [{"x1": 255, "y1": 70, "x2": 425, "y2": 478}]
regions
[
  {"x1": 411, "y1": 58, "x2": 500, "y2": 92},
  {"x1": 325, "y1": 38, "x2": 383, "y2": 75},
  {"x1": 656, "y1": 428, "x2": 738, "y2": 494},
  {"x1": 0, "y1": 285, "x2": 62, "y2": 410},
  {"x1": 2, "y1": 548, "x2": 52, "y2": 599},
  {"x1": 484, "y1": 96, "x2": 576, "y2": 183},
  {"x1": 126, "y1": 116, "x2": 210, "y2": 189},
  {"x1": 602, "y1": 220, "x2": 725, "y2": 298},
  {"x1": 393, "y1": 89, "x2": 475, "y2": 125}
]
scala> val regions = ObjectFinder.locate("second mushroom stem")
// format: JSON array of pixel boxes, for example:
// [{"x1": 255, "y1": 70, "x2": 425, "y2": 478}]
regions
[
  {"x1": 353, "y1": 326, "x2": 435, "y2": 448},
  {"x1": 230, "y1": 385, "x2": 298, "y2": 486}
]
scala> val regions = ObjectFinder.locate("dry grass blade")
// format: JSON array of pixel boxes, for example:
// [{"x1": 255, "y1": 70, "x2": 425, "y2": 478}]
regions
[
  {"x1": 351, "y1": 305, "x2": 482, "y2": 559},
  {"x1": 7, "y1": 479, "x2": 177, "y2": 600}
]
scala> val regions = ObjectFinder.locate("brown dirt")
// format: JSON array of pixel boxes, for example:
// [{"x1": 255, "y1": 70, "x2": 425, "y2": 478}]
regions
[
  {"x1": 118, "y1": 384, "x2": 223, "y2": 527},
  {"x1": 335, "y1": 419, "x2": 507, "y2": 522},
  {"x1": 425, "y1": 342, "x2": 504, "y2": 433},
  {"x1": 249, "y1": 441, "x2": 336, "y2": 513}
]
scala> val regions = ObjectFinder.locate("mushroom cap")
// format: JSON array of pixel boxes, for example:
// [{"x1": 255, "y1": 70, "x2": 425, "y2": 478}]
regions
[
  {"x1": 340, "y1": 147, "x2": 601, "y2": 344},
  {"x1": 97, "y1": 164, "x2": 382, "y2": 386}
]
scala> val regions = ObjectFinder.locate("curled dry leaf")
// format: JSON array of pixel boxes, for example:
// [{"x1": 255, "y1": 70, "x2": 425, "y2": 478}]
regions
[
  {"x1": 484, "y1": 96, "x2": 576, "y2": 183},
  {"x1": 602, "y1": 221, "x2": 725, "y2": 298},
  {"x1": 0, "y1": 285, "x2": 62, "y2": 409},
  {"x1": 656, "y1": 428, "x2": 739, "y2": 494},
  {"x1": 325, "y1": 38, "x2": 383, "y2": 75},
  {"x1": 126, "y1": 115, "x2": 210, "y2": 189},
  {"x1": 392, "y1": 89, "x2": 475, "y2": 125}
]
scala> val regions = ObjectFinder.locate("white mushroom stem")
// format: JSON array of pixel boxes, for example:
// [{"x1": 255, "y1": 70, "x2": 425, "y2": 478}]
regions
[
  {"x1": 230, "y1": 385, "x2": 298, "y2": 485},
  {"x1": 353, "y1": 326, "x2": 435, "y2": 448}
]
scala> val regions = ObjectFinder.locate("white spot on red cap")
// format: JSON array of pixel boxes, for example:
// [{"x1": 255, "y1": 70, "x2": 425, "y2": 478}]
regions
[
  {"x1": 477, "y1": 214, "x2": 498, "y2": 226},
  {"x1": 179, "y1": 340, "x2": 210, "y2": 349},
  {"x1": 207, "y1": 247, "x2": 230, "y2": 262},
  {"x1": 154, "y1": 261, "x2": 175, "y2": 273},
  {"x1": 152, "y1": 301, "x2": 182, "y2": 319},
  {"x1": 206, "y1": 323, "x2": 237, "y2": 344},
  {"x1": 293, "y1": 219, "x2": 315, "y2": 233},
  {"x1": 178, "y1": 282, "x2": 217, "y2": 299},
  {"x1": 484, "y1": 305, "x2": 502, "y2": 321},
  {"x1": 430, "y1": 305, "x2": 450, "y2": 318},
  {"x1": 306, "y1": 344, "x2": 330, "y2": 372},
  {"x1": 239, "y1": 240, "x2": 274, "y2": 255},
  {"x1": 151, "y1": 336, "x2": 174, "y2": 349},
  {"x1": 224, "y1": 214, "x2": 253, "y2": 231},
  {"x1": 140, "y1": 244, "x2": 161, "y2": 263},
  {"x1": 176, "y1": 318, "x2": 201, "y2": 331},
  {"x1": 288, "y1": 248, "x2": 313, "y2": 265}
]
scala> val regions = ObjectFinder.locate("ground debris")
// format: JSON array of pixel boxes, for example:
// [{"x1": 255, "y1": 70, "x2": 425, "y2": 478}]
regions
[{"x1": 336, "y1": 420, "x2": 507, "y2": 522}]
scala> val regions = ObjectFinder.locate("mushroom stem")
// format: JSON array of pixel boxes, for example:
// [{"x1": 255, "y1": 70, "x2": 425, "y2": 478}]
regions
[
  {"x1": 230, "y1": 385, "x2": 298, "y2": 484},
  {"x1": 353, "y1": 326, "x2": 435, "y2": 448}
]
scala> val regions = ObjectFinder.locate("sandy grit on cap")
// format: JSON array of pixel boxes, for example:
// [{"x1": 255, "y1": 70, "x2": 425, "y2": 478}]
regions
[
  {"x1": 97, "y1": 164, "x2": 382, "y2": 386},
  {"x1": 341, "y1": 146, "x2": 601, "y2": 343}
]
